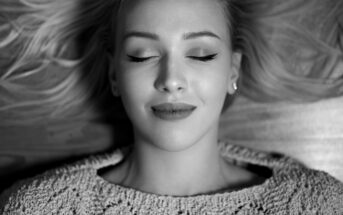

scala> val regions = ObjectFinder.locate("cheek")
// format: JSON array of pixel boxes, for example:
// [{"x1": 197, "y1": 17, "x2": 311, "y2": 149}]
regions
[
  {"x1": 120, "y1": 76, "x2": 142, "y2": 103},
  {"x1": 117, "y1": 67, "x2": 153, "y2": 111},
  {"x1": 197, "y1": 63, "x2": 230, "y2": 102},
  {"x1": 117, "y1": 74, "x2": 146, "y2": 124}
]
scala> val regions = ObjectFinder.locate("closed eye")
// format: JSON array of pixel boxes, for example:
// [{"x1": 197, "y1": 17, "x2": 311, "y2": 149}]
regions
[
  {"x1": 127, "y1": 55, "x2": 157, "y2": 63},
  {"x1": 188, "y1": 54, "x2": 218, "y2": 62}
]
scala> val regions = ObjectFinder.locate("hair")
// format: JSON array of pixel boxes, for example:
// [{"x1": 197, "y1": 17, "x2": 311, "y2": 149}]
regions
[
  {"x1": 0, "y1": 0, "x2": 342, "y2": 124},
  {"x1": 223, "y1": 0, "x2": 343, "y2": 102},
  {"x1": 0, "y1": 0, "x2": 121, "y2": 124}
]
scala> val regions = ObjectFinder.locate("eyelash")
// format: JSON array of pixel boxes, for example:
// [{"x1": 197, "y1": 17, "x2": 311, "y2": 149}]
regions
[
  {"x1": 127, "y1": 55, "x2": 156, "y2": 63},
  {"x1": 127, "y1": 54, "x2": 218, "y2": 63},
  {"x1": 187, "y1": 54, "x2": 217, "y2": 62}
]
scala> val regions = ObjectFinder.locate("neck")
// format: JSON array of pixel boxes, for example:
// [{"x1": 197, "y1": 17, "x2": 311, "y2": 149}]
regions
[{"x1": 122, "y1": 130, "x2": 229, "y2": 196}]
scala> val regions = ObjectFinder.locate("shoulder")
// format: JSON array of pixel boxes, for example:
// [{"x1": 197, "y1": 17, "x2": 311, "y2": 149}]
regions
[
  {"x1": 0, "y1": 150, "x2": 124, "y2": 214},
  {"x1": 261, "y1": 167, "x2": 343, "y2": 214},
  {"x1": 219, "y1": 141, "x2": 343, "y2": 213},
  {"x1": 0, "y1": 164, "x2": 89, "y2": 214},
  {"x1": 266, "y1": 154, "x2": 343, "y2": 213},
  {"x1": 287, "y1": 167, "x2": 343, "y2": 213}
]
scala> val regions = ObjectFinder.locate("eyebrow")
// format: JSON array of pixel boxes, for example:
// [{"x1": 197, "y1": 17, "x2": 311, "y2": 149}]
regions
[
  {"x1": 123, "y1": 31, "x2": 159, "y2": 41},
  {"x1": 183, "y1": 31, "x2": 221, "y2": 40},
  {"x1": 123, "y1": 30, "x2": 221, "y2": 41}
]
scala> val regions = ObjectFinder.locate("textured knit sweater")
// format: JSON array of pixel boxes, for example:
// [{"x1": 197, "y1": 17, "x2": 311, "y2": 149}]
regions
[{"x1": 1, "y1": 141, "x2": 342, "y2": 214}]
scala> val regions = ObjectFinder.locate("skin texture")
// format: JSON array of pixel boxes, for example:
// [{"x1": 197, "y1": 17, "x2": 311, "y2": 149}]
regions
[
  {"x1": 105, "y1": 0, "x2": 259, "y2": 196},
  {"x1": 114, "y1": 0, "x2": 240, "y2": 152}
]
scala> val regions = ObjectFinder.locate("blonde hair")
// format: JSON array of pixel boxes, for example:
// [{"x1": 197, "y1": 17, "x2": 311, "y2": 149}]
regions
[
  {"x1": 0, "y1": 0, "x2": 120, "y2": 124},
  {"x1": 0, "y1": 0, "x2": 342, "y2": 124},
  {"x1": 227, "y1": 0, "x2": 343, "y2": 101}
]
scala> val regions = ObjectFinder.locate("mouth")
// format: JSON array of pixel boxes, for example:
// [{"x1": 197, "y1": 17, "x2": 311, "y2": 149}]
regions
[{"x1": 151, "y1": 103, "x2": 197, "y2": 121}]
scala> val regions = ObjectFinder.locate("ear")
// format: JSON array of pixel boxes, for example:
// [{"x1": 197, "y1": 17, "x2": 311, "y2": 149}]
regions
[
  {"x1": 227, "y1": 52, "x2": 242, "y2": 95},
  {"x1": 107, "y1": 53, "x2": 120, "y2": 97}
]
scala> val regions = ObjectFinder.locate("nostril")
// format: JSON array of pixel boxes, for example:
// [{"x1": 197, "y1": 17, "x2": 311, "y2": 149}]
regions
[
  {"x1": 177, "y1": 86, "x2": 184, "y2": 91},
  {"x1": 160, "y1": 84, "x2": 185, "y2": 93},
  {"x1": 162, "y1": 86, "x2": 170, "y2": 92}
]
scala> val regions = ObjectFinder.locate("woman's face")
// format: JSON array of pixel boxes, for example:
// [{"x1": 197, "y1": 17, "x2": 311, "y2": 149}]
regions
[{"x1": 113, "y1": 0, "x2": 241, "y2": 151}]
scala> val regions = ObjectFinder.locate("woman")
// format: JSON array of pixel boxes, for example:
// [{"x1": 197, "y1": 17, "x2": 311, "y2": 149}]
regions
[{"x1": 1, "y1": 0, "x2": 342, "y2": 214}]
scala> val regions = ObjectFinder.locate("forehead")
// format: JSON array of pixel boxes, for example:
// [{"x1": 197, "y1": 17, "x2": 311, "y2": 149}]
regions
[{"x1": 117, "y1": 0, "x2": 229, "y2": 42}]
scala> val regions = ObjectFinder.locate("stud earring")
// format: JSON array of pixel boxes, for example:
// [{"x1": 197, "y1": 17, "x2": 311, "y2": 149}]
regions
[{"x1": 233, "y1": 82, "x2": 238, "y2": 91}]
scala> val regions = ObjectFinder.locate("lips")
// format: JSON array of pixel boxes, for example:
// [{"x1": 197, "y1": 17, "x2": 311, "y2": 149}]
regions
[{"x1": 151, "y1": 103, "x2": 196, "y2": 121}]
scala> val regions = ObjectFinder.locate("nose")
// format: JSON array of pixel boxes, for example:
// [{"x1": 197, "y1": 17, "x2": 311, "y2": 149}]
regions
[{"x1": 154, "y1": 56, "x2": 187, "y2": 94}]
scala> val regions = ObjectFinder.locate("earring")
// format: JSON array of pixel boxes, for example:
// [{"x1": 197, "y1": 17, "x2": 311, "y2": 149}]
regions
[{"x1": 233, "y1": 82, "x2": 238, "y2": 91}]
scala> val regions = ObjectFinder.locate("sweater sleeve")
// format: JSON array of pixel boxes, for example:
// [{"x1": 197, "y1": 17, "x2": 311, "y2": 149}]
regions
[{"x1": 0, "y1": 154, "x2": 115, "y2": 215}]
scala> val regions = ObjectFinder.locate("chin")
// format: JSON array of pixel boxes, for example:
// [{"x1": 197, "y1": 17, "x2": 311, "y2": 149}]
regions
[{"x1": 149, "y1": 130, "x2": 203, "y2": 152}]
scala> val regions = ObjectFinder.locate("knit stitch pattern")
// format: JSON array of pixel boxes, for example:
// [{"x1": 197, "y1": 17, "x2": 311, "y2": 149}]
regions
[{"x1": 1, "y1": 141, "x2": 342, "y2": 214}]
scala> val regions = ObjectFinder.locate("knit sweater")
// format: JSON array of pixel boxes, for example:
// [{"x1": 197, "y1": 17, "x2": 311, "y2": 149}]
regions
[{"x1": 1, "y1": 141, "x2": 342, "y2": 214}]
